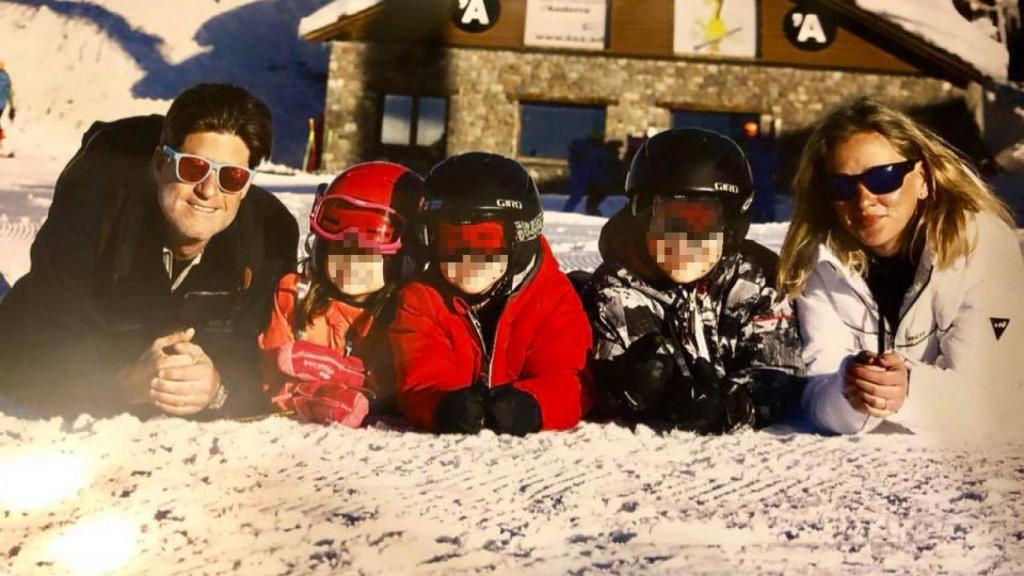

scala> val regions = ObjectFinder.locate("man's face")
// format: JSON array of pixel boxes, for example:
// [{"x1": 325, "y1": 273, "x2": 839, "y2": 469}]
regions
[{"x1": 153, "y1": 131, "x2": 251, "y2": 255}]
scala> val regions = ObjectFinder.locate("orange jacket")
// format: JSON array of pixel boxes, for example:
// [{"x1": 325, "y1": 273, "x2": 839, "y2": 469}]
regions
[{"x1": 258, "y1": 272, "x2": 397, "y2": 412}]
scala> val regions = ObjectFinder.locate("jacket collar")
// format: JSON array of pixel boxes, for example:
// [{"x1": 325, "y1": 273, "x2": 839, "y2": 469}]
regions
[{"x1": 813, "y1": 239, "x2": 936, "y2": 317}]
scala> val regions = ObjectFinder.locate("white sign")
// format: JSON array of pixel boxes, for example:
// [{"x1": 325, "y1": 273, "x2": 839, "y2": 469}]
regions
[
  {"x1": 673, "y1": 0, "x2": 758, "y2": 58},
  {"x1": 524, "y1": 0, "x2": 607, "y2": 51}
]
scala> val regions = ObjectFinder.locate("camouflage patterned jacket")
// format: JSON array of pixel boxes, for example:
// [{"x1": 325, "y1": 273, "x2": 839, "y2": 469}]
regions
[{"x1": 583, "y1": 215, "x2": 805, "y2": 428}]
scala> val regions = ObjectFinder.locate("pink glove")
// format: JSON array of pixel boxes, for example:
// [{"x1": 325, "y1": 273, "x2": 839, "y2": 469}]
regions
[
  {"x1": 275, "y1": 340, "x2": 365, "y2": 389},
  {"x1": 287, "y1": 380, "x2": 370, "y2": 427}
]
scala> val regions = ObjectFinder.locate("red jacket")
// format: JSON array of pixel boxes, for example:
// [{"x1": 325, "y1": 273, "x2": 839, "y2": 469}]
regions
[
  {"x1": 390, "y1": 236, "x2": 592, "y2": 431},
  {"x1": 258, "y1": 272, "x2": 398, "y2": 412}
]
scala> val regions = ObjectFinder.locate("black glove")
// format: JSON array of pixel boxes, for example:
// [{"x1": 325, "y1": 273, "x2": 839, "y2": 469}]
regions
[
  {"x1": 486, "y1": 385, "x2": 541, "y2": 436},
  {"x1": 669, "y1": 358, "x2": 753, "y2": 435},
  {"x1": 611, "y1": 333, "x2": 678, "y2": 418},
  {"x1": 434, "y1": 386, "x2": 486, "y2": 434}
]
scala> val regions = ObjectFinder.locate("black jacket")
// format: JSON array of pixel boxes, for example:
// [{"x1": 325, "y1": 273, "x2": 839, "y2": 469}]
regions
[{"x1": 0, "y1": 115, "x2": 298, "y2": 419}]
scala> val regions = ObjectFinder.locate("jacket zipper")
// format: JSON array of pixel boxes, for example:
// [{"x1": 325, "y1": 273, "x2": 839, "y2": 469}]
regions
[
  {"x1": 689, "y1": 290, "x2": 711, "y2": 362},
  {"x1": 465, "y1": 307, "x2": 494, "y2": 388},
  {"x1": 827, "y1": 261, "x2": 935, "y2": 353}
]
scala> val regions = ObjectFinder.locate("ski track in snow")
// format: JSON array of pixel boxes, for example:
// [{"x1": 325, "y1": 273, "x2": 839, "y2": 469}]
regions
[{"x1": 1, "y1": 416, "x2": 1022, "y2": 575}]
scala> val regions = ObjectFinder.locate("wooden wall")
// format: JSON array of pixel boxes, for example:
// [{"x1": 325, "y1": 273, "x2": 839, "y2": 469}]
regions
[{"x1": 317, "y1": 0, "x2": 920, "y2": 75}]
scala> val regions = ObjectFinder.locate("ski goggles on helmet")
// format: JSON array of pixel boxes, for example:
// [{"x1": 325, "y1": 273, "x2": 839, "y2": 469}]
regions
[
  {"x1": 648, "y1": 197, "x2": 724, "y2": 241},
  {"x1": 828, "y1": 159, "x2": 918, "y2": 202},
  {"x1": 435, "y1": 220, "x2": 509, "y2": 262},
  {"x1": 310, "y1": 193, "x2": 404, "y2": 255},
  {"x1": 161, "y1": 145, "x2": 254, "y2": 194}
]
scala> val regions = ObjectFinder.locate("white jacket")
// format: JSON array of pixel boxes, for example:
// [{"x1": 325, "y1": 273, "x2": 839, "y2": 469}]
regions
[{"x1": 798, "y1": 211, "x2": 1024, "y2": 441}]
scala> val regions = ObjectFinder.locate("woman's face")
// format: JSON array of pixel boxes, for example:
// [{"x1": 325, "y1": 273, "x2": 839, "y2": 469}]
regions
[
  {"x1": 325, "y1": 241, "x2": 385, "y2": 300},
  {"x1": 830, "y1": 132, "x2": 928, "y2": 257}
]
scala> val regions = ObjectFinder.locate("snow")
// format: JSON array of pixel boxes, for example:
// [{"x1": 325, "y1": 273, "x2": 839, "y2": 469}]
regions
[
  {"x1": 0, "y1": 0, "x2": 333, "y2": 168},
  {"x1": 2, "y1": 160, "x2": 1024, "y2": 573},
  {"x1": 298, "y1": 0, "x2": 384, "y2": 38},
  {"x1": 1, "y1": 415, "x2": 1022, "y2": 575},
  {"x1": 854, "y1": 0, "x2": 1010, "y2": 81},
  {"x1": 1, "y1": 1, "x2": 1023, "y2": 573}
]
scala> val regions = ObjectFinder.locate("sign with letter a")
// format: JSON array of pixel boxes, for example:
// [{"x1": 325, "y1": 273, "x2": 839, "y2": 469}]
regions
[
  {"x1": 452, "y1": 0, "x2": 501, "y2": 33},
  {"x1": 783, "y1": 5, "x2": 838, "y2": 51}
]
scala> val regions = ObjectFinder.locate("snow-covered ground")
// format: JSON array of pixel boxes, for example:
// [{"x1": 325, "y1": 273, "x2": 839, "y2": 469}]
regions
[
  {"x1": 2, "y1": 414, "x2": 1023, "y2": 575},
  {"x1": 2, "y1": 155, "x2": 1024, "y2": 575},
  {"x1": 1, "y1": 1, "x2": 1024, "y2": 574}
]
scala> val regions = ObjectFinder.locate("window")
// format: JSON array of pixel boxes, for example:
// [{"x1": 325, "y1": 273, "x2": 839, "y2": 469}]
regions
[
  {"x1": 671, "y1": 109, "x2": 762, "y2": 141},
  {"x1": 380, "y1": 95, "x2": 448, "y2": 147},
  {"x1": 518, "y1": 102, "x2": 607, "y2": 160}
]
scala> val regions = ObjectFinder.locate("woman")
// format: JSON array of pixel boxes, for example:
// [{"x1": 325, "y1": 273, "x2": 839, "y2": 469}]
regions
[{"x1": 779, "y1": 98, "x2": 1024, "y2": 438}]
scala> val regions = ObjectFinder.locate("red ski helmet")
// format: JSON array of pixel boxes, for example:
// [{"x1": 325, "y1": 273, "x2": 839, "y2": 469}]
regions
[{"x1": 310, "y1": 161, "x2": 423, "y2": 255}]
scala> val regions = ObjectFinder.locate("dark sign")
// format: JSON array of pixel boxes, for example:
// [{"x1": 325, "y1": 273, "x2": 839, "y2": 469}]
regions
[
  {"x1": 451, "y1": 0, "x2": 501, "y2": 33},
  {"x1": 783, "y1": 6, "x2": 838, "y2": 52}
]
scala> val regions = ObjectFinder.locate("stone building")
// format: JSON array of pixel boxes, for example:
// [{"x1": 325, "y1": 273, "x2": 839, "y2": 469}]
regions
[{"x1": 301, "y1": 0, "x2": 1002, "y2": 216}]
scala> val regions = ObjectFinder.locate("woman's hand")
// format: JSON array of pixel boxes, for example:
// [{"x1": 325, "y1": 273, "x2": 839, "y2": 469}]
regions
[{"x1": 843, "y1": 351, "x2": 908, "y2": 417}]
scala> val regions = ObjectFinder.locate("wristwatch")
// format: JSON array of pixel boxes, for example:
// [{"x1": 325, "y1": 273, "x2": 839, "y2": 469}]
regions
[{"x1": 208, "y1": 381, "x2": 229, "y2": 410}]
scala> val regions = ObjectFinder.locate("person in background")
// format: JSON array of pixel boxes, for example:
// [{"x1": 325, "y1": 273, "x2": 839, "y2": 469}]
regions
[{"x1": 0, "y1": 59, "x2": 15, "y2": 154}]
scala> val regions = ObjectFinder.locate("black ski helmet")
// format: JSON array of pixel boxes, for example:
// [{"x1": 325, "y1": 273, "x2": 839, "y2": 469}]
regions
[
  {"x1": 419, "y1": 152, "x2": 544, "y2": 290},
  {"x1": 626, "y1": 128, "x2": 754, "y2": 251}
]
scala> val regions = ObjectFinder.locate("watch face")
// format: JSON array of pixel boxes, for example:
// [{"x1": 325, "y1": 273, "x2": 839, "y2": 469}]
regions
[{"x1": 673, "y1": 0, "x2": 758, "y2": 58}]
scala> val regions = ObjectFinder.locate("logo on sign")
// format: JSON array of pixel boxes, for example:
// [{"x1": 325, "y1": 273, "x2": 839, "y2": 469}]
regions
[
  {"x1": 783, "y1": 6, "x2": 837, "y2": 52},
  {"x1": 451, "y1": 0, "x2": 501, "y2": 33}
]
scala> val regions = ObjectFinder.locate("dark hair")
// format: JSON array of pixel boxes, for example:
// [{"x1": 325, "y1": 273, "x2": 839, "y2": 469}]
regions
[{"x1": 160, "y1": 83, "x2": 272, "y2": 168}]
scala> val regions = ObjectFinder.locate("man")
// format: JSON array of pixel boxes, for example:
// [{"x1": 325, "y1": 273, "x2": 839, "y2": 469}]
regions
[{"x1": 0, "y1": 83, "x2": 299, "y2": 419}]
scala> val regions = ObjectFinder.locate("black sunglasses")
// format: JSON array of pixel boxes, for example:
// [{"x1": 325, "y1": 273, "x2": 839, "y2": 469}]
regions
[{"x1": 828, "y1": 160, "x2": 919, "y2": 202}]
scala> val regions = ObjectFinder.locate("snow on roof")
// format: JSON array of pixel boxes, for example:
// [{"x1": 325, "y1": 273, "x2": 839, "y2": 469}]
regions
[
  {"x1": 298, "y1": 0, "x2": 383, "y2": 38},
  {"x1": 853, "y1": 0, "x2": 1009, "y2": 81}
]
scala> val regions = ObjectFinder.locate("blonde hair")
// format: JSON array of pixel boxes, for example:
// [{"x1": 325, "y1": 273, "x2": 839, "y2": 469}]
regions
[{"x1": 778, "y1": 98, "x2": 1015, "y2": 297}]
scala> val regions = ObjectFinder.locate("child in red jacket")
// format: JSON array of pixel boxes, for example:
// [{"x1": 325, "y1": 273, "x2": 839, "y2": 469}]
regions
[
  {"x1": 259, "y1": 162, "x2": 423, "y2": 425},
  {"x1": 390, "y1": 153, "x2": 592, "y2": 435}
]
